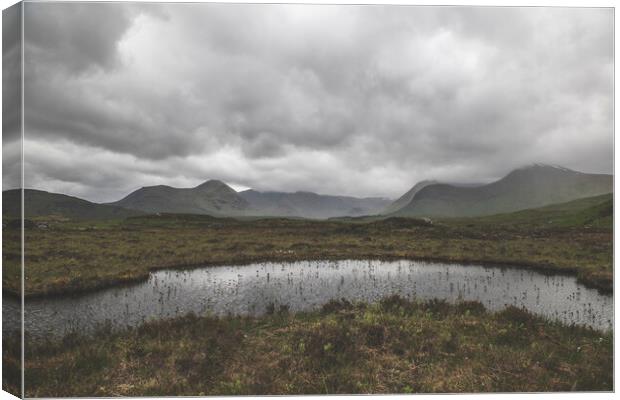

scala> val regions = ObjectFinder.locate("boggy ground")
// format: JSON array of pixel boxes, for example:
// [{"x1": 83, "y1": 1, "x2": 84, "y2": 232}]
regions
[
  {"x1": 21, "y1": 296, "x2": 613, "y2": 396},
  {"x1": 2, "y1": 194, "x2": 612, "y2": 297}
]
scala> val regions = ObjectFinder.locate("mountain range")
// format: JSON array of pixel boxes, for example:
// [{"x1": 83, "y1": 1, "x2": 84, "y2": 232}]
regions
[
  {"x1": 2, "y1": 164, "x2": 613, "y2": 221},
  {"x1": 108, "y1": 181, "x2": 391, "y2": 219},
  {"x1": 238, "y1": 190, "x2": 390, "y2": 219},
  {"x1": 390, "y1": 164, "x2": 612, "y2": 217}
]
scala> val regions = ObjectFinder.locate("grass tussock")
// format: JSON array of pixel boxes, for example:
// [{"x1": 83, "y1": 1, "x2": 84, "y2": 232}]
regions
[
  {"x1": 23, "y1": 297, "x2": 612, "y2": 396},
  {"x1": 3, "y1": 333, "x2": 21, "y2": 396}
]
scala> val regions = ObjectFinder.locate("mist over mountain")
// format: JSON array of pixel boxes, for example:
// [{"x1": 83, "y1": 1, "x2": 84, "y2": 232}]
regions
[
  {"x1": 108, "y1": 180, "x2": 390, "y2": 219},
  {"x1": 239, "y1": 190, "x2": 390, "y2": 219},
  {"x1": 393, "y1": 164, "x2": 613, "y2": 218},
  {"x1": 4, "y1": 164, "x2": 612, "y2": 221},
  {"x1": 15, "y1": 5, "x2": 612, "y2": 203}
]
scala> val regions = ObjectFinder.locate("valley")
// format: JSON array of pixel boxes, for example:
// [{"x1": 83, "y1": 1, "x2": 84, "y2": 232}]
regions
[
  {"x1": 3, "y1": 5, "x2": 613, "y2": 396},
  {"x1": 2, "y1": 164, "x2": 613, "y2": 396}
]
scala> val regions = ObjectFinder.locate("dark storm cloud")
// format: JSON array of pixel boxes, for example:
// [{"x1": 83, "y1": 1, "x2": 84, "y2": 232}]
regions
[
  {"x1": 17, "y1": 4, "x2": 614, "y2": 201},
  {"x1": 3, "y1": 3, "x2": 21, "y2": 143},
  {"x1": 3, "y1": 2, "x2": 22, "y2": 190},
  {"x1": 24, "y1": 2, "x2": 138, "y2": 74}
]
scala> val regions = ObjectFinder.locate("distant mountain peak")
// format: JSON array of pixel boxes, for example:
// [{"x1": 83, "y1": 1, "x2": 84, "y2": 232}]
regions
[
  {"x1": 195, "y1": 179, "x2": 234, "y2": 191},
  {"x1": 414, "y1": 179, "x2": 439, "y2": 186},
  {"x1": 142, "y1": 184, "x2": 170, "y2": 189},
  {"x1": 394, "y1": 165, "x2": 611, "y2": 218},
  {"x1": 381, "y1": 179, "x2": 440, "y2": 214},
  {"x1": 109, "y1": 179, "x2": 249, "y2": 216},
  {"x1": 237, "y1": 188, "x2": 391, "y2": 218},
  {"x1": 516, "y1": 163, "x2": 578, "y2": 173}
]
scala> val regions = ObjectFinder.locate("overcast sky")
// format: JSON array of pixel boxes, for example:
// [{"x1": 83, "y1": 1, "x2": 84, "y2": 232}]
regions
[{"x1": 2, "y1": 3, "x2": 613, "y2": 202}]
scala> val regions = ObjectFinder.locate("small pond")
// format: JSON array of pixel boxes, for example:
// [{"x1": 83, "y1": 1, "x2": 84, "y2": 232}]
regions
[{"x1": 3, "y1": 259, "x2": 613, "y2": 340}]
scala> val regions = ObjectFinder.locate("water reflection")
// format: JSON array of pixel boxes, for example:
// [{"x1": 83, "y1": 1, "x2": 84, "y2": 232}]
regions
[{"x1": 4, "y1": 259, "x2": 613, "y2": 339}]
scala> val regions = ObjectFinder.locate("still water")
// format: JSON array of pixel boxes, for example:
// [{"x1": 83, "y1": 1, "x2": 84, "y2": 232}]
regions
[{"x1": 4, "y1": 259, "x2": 613, "y2": 339}]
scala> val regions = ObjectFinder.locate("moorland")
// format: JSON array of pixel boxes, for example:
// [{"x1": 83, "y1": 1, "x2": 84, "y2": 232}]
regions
[
  {"x1": 2, "y1": 192, "x2": 612, "y2": 298},
  {"x1": 2, "y1": 164, "x2": 614, "y2": 395}
]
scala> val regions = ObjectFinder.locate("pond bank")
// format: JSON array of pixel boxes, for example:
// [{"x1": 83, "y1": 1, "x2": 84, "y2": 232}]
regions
[
  {"x1": 6, "y1": 252, "x2": 612, "y2": 300},
  {"x1": 4, "y1": 211, "x2": 612, "y2": 299},
  {"x1": 18, "y1": 296, "x2": 613, "y2": 397},
  {"x1": 7, "y1": 259, "x2": 613, "y2": 340}
]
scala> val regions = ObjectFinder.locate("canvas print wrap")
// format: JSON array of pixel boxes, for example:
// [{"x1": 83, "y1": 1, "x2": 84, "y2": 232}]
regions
[
  {"x1": 1, "y1": 2, "x2": 614, "y2": 397},
  {"x1": 3, "y1": 1, "x2": 23, "y2": 397}
]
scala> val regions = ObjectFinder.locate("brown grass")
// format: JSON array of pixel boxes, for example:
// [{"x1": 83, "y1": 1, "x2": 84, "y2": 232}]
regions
[
  {"x1": 22, "y1": 297, "x2": 613, "y2": 396},
  {"x1": 2, "y1": 213, "x2": 612, "y2": 297}
]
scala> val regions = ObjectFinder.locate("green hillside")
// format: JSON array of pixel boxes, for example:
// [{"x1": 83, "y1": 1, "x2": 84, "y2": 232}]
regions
[
  {"x1": 2, "y1": 189, "x2": 143, "y2": 221},
  {"x1": 395, "y1": 164, "x2": 612, "y2": 218},
  {"x1": 466, "y1": 193, "x2": 613, "y2": 229},
  {"x1": 109, "y1": 180, "x2": 250, "y2": 216},
  {"x1": 381, "y1": 180, "x2": 437, "y2": 214}
]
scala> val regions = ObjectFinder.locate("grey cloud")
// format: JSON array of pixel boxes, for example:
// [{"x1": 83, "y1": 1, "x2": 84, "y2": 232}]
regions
[
  {"x1": 2, "y1": 139, "x2": 21, "y2": 191},
  {"x1": 24, "y1": 2, "x2": 138, "y2": 74},
  {"x1": 17, "y1": 4, "x2": 614, "y2": 201},
  {"x1": 3, "y1": 2, "x2": 21, "y2": 143},
  {"x1": 3, "y1": 2, "x2": 22, "y2": 190}
]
